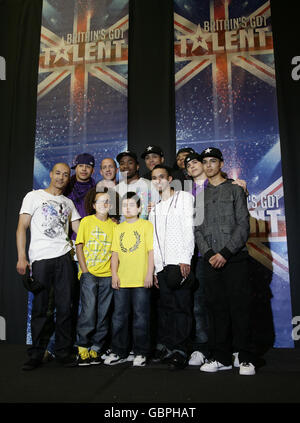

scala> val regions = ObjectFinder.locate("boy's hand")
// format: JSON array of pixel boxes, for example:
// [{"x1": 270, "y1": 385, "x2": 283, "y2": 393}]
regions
[
  {"x1": 144, "y1": 273, "x2": 153, "y2": 288},
  {"x1": 112, "y1": 274, "x2": 120, "y2": 290},
  {"x1": 154, "y1": 275, "x2": 159, "y2": 289}
]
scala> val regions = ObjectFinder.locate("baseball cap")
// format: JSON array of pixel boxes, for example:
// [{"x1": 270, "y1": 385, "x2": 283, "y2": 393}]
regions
[
  {"x1": 199, "y1": 147, "x2": 223, "y2": 162},
  {"x1": 141, "y1": 145, "x2": 164, "y2": 159},
  {"x1": 176, "y1": 147, "x2": 195, "y2": 157},
  {"x1": 71, "y1": 153, "x2": 95, "y2": 169},
  {"x1": 116, "y1": 150, "x2": 138, "y2": 163},
  {"x1": 184, "y1": 152, "x2": 202, "y2": 168}
]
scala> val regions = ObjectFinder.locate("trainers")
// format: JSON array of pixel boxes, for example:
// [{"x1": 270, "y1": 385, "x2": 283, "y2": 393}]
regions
[
  {"x1": 57, "y1": 355, "x2": 78, "y2": 367},
  {"x1": 127, "y1": 350, "x2": 135, "y2": 362},
  {"x1": 200, "y1": 359, "x2": 232, "y2": 372},
  {"x1": 89, "y1": 350, "x2": 103, "y2": 365},
  {"x1": 188, "y1": 351, "x2": 205, "y2": 366},
  {"x1": 168, "y1": 351, "x2": 188, "y2": 370},
  {"x1": 239, "y1": 362, "x2": 256, "y2": 376},
  {"x1": 42, "y1": 350, "x2": 55, "y2": 363},
  {"x1": 101, "y1": 348, "x2": 112, "y2": 360},
  {"x1": 77, "y1": 347, "x2": 90, "y2": 366},
  {"x1": 233, "y1": 352, "x2": 239, "y2": 367},
  {"x1": 151, "y1": 346, "x2": 171, "y2": 363},
  {"x1": 104, "y1": 353, "x2": 127, "y2": 366},
  {"x1": 22, "y1": 358, "x2": 42, "y2": 371},
  {"x1": 133, "y1": 355, "x2": 146, "y2": 367}
]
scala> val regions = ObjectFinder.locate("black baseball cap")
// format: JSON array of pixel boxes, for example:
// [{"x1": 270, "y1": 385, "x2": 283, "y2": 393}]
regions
[
  {"x1": 184, "y1": 152, "x2": 202, "y2": 168},
  {"x1": 116, "y1": 150, "x2": 138, "y2": 163},
  {"x1": 200, "y1": 147, "x2": 223, "y2": 162},
  {"x1": 176, "y1": 147, "x2": 195, "y2": 157},
  {"x1": 141, "y1": 145, "x2": 164, "y2": 159}
]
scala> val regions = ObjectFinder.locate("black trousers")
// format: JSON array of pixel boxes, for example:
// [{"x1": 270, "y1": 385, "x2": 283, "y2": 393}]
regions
[
  {"x1": 156, "y1": 266, "x2": 193, "y2": 354},
  {"x1": 204, "y1": 257, "x2": 254, "y2": 365},
  {"x1": 28, "y1": 252, "x2": 76, "y2": 361}
]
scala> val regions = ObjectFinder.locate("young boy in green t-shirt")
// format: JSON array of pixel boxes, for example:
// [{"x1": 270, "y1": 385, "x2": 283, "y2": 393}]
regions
[{"x1": 104, "y1": 192, "x2": 154, "y2": 367}]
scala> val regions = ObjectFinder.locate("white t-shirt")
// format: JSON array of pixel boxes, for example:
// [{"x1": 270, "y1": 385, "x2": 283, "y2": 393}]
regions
[
  {"x1": 19, "y1": 189, "x2": 81, "y2": 263},
  {"x1": 115, "y1": 177, "x2": 160, "y2": 220}
]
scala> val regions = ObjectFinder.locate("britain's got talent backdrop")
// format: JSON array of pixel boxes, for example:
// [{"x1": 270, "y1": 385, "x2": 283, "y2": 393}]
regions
[
  {"x1": 27, "y1": 0, "x2": 129, "y2": 342},
  {"x1": 174, "y1": 0, "x2": 293, "y2": 346}
]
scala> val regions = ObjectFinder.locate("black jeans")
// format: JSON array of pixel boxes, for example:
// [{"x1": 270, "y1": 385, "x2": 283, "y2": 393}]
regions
[
  {"x1": 156, "y1": 266, "x2": 193, "y2": 354},
  {"x1": 28, "y1": 252, "x2": 76, "y2": 361},
  {"x1": 204, "y1": 257, "x2": 254, "y2": 365}
]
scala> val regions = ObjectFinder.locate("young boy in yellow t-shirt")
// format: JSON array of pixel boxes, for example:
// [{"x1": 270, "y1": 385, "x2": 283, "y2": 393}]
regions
[
  {"x1": 75, "y1": 188, "x2": 117, "y2": 366},
  {"x1": 104, "y1": 192, "x2": 154, "y2": 367}
]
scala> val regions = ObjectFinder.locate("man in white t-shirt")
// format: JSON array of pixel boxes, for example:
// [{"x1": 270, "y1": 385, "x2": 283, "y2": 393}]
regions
[
  {"x1": 115, "y1": 151, "x2": 160, "y2": 220},
  {"x1": 16, "y1": 163, "x2": 81, "y2": 370}
]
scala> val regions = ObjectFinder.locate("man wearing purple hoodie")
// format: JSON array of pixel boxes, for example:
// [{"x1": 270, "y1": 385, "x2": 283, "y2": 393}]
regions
[{"x1": 65, "y1": 153, "x2": 96, "y2": 240}]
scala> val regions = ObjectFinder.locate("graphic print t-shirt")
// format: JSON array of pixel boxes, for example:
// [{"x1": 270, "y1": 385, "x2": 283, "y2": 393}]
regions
[
  {"x1": 75, "y1": 215, "x2": 116, "y2": 278},
  {"x1": 111, "y1": 219, "x2": 153, "y2": 287},
  {"x1": 19, "y1": 189, "x2": 81, "y2": 263}
]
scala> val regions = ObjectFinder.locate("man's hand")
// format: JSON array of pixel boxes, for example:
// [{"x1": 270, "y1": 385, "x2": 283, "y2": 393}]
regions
[
  {"x1": 16, "y1": 258, "x2": 30, "y2": 275},
  {"x1": 209, "y1": 253, "x2": 227, "y2": 269},
  {"x1": 153, "y1": 275, "x2": 159, "y2": 289},
  {"x1": 112, "y1": 274, "x2": 120, "y2": 290},
  {"x1": 232, "y1": 179, "x2": 248, "y2": 195},
  {"x1": 179, "y1": 263, "x2": 191, "y2": 279},
  {"x1": 144, "y1": 273, "x2": 153, "y2": 288}
]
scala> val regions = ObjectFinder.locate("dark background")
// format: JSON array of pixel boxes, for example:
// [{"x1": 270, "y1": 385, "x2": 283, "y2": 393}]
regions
[{"x1": 0, "y1": 0, "x2": 299, "y2": 347}]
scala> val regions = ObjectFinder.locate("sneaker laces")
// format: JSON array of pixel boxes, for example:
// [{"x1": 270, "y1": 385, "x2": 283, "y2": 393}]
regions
[
  {"x1": 80, "y1": 349, "x2": 90, "y2": 360},
  {"x1": 89, "y1": 350, "x2": 98, "y2": 359}
]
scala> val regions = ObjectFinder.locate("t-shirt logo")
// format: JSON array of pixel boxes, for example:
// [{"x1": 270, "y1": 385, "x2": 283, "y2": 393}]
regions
[
  {"x1": 120, "y1": 231, "x2": 141, "y2": 253},
  {"x1": 41, "y1": 200, "x2": 71, "y2": 239}
]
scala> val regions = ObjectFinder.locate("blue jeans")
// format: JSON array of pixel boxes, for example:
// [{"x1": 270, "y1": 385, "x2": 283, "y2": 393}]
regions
[
  {"x1": 192, "y1": 257, "x2": 209, "y2": 351},
  {"x1": 76, "y1": 272, "x2": 113, "y2": 352},
  {"x1": 111, "y1": 287, "x2": 151, "y2": 357}
]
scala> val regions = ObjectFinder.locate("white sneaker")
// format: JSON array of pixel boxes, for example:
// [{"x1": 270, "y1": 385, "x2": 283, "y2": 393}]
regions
[
  {"x1": 126, "y1": 350, "x2": 135, "y2": 362},
  {"x1": 200, "y1": 359, "x2": 232, "y2": 373},
  {"x1": 133, "y1": 355, "x2": 146, "y2": 367},
  {"x1": 239, "y1": 362, "x2": 256, "y2": 376},
  {"x1": 233, "y1": 352, "x2": 239, "y2": 368},
  {"x1": 188, "y1": 351, "x2": 205, "y2": 366},
  {"x1": 101, "y1": 348, "x2": 112, "y2": 360},
  {"x1": 104, "y1": 353, "x2": 127, "y2": 366}
]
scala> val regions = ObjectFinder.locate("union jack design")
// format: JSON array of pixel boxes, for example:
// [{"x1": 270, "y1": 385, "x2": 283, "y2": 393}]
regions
[
  {"x1": 174, "y1": 0, "x2": 274, "y2": 138},
  {"x1": 37, "y1": 1, "x2": 128, "y2": 145},
  {"x1": 174, "y1": 0, "x2": 290, "y2": 283}
]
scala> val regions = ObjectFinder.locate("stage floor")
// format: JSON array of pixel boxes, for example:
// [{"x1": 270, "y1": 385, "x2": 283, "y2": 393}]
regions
[{"x1": 0, "y1": 343, "x2": 300, "y2": 404}]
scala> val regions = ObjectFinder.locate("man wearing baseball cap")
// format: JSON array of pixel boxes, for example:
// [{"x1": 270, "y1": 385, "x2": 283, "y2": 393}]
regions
[
  {"x1": 194, "y1": 147, "x2": 256, "y2": 375},
  {"x1": 115, "y1": 151, "x2": 160, "y2": 220},
  {"x1": 172, "y1": 147, "x2": 195, "y2": 188},
  {"x1": 140, "y1": 145, "x2": 165, "y2": 180}
]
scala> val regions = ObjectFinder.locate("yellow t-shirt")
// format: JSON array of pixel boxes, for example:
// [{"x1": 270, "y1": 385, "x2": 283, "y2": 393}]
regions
[
  {"x1": 75, "y1": 215, "x2": 116, "y2": 278},
  {"x1": 111, "y1": 219, "x2": 153, "y2": 288}
]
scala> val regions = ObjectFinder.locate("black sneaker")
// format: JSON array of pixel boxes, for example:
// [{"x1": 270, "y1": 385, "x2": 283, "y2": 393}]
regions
[
  {"x1": 22, "y1": 358, "x2": 42, "y2": 371},
  {"x1": 89, "y1": 350, "x2": 103, "y2": 365},
  {"x1": 151, "y1": 346, "x2": 171, "y2": 363},
  {"x1": 57, "y1": 355, "x2": 78, "y2": 367},
  {"x1": 167, "y1": 352, "x2": 188, "y2": 370}
]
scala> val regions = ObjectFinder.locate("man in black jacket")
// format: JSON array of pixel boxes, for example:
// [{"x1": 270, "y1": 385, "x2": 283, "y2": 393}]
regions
[{"x1": 195, "y1": 147, "x2": 255, "y2": 376}]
